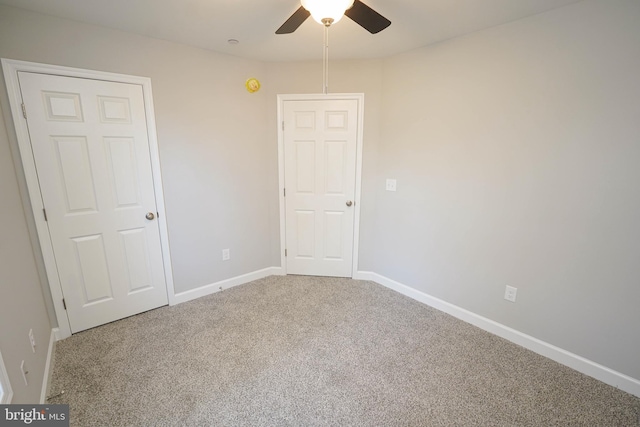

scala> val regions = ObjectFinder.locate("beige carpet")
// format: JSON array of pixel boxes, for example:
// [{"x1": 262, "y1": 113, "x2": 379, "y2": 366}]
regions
[{"x1": 48, "y1": 275, "x2": 640, "y2": 426}]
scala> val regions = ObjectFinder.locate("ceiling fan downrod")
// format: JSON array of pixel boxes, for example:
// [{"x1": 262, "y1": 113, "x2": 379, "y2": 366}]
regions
[{"x1": 322, "y1": 18, "x2": 333, "y2": 94}]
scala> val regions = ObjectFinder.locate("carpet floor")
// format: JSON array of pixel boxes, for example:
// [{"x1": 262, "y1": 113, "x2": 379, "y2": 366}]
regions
[{"x1": 48, "y1": 275, "x2": 640, "y2": 426}]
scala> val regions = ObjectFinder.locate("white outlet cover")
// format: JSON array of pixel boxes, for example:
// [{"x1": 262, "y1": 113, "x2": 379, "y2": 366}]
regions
[
  {"x1": 28, "y1": 329, "x2": 36, "y2": 353},
  {"x1": 222, "y1": 249, "x2": 230, "y2": 261},
  {"x1": 386, "y1": 179, "x2": 397, "y2": 192},
  {"x1": 504, "y1": 285, "x2": 518, "y2": 303},
  {"x1": 20, "y1": 360, "x2": 28, "y2": 386}
]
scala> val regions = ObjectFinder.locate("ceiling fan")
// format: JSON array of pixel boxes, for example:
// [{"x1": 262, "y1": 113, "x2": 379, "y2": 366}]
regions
[{"x1": 276, "y1": 0, "x2": 391, "y2": 34}]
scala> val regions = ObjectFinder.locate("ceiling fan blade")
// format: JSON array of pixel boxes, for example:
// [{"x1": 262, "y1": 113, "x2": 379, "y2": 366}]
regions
[
  {"x1": 276, "y1": 6, "x2": 311, "y2": 34},
  {"x1": 344, "y1": 0, "x2": 391, "y2": 34}
]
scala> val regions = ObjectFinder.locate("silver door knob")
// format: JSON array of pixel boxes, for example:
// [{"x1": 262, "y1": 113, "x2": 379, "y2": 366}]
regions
[
  {"x1": 346, "y1": 201, "x2": 353, "y2": 207},
  {"x1": 145, "y1": 212, "x2": 155, "y2": 220}
]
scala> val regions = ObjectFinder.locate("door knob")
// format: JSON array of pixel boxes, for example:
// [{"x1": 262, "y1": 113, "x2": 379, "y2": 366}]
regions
[
  {"x1": 145, "y1": 212, "x2": 155, "y2": 220},
  {"x1": 346, "y1": 200, "x2": 353, "y2": 207}
]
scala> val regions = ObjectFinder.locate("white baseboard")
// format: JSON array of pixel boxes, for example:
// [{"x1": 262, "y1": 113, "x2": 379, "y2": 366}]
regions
[
  {"x1": 172, "y1": 267, "x2": 284, "y2": 305},
  {"x1": 355, "y1": 271, "x2": 640, "y2": 398},
  {"x1": 40, "y1": 328, "x2": 57, "y2": 403},
  {"x1": 53, "y1": 327, "x2": 69, "y2": 341}
]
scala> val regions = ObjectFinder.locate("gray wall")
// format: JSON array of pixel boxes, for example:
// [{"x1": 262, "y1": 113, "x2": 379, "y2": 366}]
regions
[
  {"x1": 375, "y1": 0, "x2": 640, "y2": 379},
  {"x1": 0, "y1": 102, "x2": 51, "y2": 403}
]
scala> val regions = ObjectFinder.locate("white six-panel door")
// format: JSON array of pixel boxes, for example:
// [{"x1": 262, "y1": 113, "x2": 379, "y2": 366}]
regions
[
  {"x1": 283, "y1": 99, "x2": 359, "y2": 277},
  {"x1": 18, "y1": 71, "x2": 168, "y2": 333}
]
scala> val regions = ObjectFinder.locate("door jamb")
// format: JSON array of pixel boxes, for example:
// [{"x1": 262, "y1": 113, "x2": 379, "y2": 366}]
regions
[
  {"x1": 276, "y1": 93, "x2": 364, "y2": 277},
  {"x1": 1, "y1": 59, "x2": 176, "y2": 339}
]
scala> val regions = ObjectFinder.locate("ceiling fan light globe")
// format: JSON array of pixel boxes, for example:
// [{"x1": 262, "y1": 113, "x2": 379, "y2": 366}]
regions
[{"x1": 301, "y1": 0, "x2": 355, "y2": 25}]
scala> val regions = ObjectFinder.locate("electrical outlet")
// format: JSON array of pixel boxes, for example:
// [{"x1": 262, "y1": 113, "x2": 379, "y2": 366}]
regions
[
  {"x1": 20, "y1": 360, "x2": 28, "y2": 386},
  {"x1": 222, "y1": 249, "x2": 230, "y2": 261},
  {"x1": 28, "y1": 328, "x2": 36, "y2": 353},
  {"x1": 504, "y1": 285, "x2": 518, "y2": 303},
  {"x1": 385, "y1": 178, "x2": 397, "y2": 192}
]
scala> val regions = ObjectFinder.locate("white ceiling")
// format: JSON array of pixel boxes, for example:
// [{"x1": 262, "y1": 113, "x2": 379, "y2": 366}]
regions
[{"x1": 0, "y1": 0, "x2": 583, "y2": 62}]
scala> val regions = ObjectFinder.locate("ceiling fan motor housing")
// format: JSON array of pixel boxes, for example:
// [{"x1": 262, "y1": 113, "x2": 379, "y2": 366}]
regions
[
  {"x1": 301, "y1": 0, "x2": 355, "y2": 24},
  {"x1": 276, "y1": 0, "x2": 390, "y2": 35}
]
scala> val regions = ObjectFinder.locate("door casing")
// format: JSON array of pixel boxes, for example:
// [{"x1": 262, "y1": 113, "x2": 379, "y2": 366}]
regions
[
  {"x1": 2, "y1": 59, "x2": 176, "y2": 339},
  {"x1": 277, "y1": 93, "x2": 364, "y2": 276}
]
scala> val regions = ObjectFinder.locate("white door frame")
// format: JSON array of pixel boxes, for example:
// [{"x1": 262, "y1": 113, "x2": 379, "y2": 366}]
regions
[
  {"x1": 277, "y1": 93, "x2": 364, "y2": 276},
  {"x1": 2, "y1": 59, "x2": 176, "y2": 340}
]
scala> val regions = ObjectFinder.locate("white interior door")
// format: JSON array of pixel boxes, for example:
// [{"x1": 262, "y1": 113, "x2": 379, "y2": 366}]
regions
[
  {"x1": 18, "y1": 71, "x2": 168, "y2": 333},
  {"x1": 283, "y1": 99, "x2": 359, "y2": 277}
]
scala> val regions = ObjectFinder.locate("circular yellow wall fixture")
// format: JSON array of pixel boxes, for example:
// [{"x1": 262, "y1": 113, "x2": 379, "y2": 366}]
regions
[{"x1": 246, "y1": 78, "x2": 260, "y2": 93}]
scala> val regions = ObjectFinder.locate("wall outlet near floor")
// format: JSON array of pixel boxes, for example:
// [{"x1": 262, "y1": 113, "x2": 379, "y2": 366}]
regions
[
  {"x1": 222, "y1": 249, "x2": 230, "y2": 261},
  {"x1": 504, "y1": 285, "x2": 518, "y2": 303},
  {"x1": 28, "y1": 328, "x2": 36, "y2": 353},
  {"x1": 20, "y1": 360, "x2": 28, "y2": 386},
  {"x1": 386, "y1": 178, "x2": 397, "y2": 192}
]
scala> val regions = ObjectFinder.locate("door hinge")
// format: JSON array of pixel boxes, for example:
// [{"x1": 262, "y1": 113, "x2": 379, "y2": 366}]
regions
[
  {"x1": 62, "y1": 298, "x2": 67, "y2": 310},
  {"x1": 21, "y1": 103, "x2": 27, "y2": 119},
  {"x1": 282, "y1": 121, "x2": 285, "y2": 131},
  {"x1": 42, "y1": 208, "x2": 48, "y2": 221},
  {"x1": 283, "y1": 188, "x2": 286, "y2": 197},
  {"x1": 285, "y1": 249, "x2": 287, "y2": 257}
]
